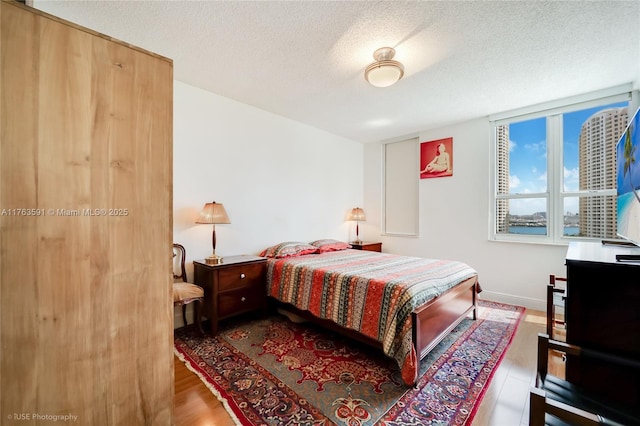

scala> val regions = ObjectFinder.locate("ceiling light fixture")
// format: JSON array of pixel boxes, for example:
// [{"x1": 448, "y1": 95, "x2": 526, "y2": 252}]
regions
[{"x1": 364, "y1": 47, "x2": 404, "y2": 88}]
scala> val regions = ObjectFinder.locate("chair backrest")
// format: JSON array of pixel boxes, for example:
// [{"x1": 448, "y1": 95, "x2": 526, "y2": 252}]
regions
[
  {"x1": 532, "y1": 333, "x2": 640, "y2": 426},
  {"x1": 173, "y1": 243, "x2": 187, "y2": 283},
  {"x1": 547, "y1": 274, "x2": 568, "y2": 336},
  {"x1": 549, "y1": 274, "x2": 567, "y2": 288}
]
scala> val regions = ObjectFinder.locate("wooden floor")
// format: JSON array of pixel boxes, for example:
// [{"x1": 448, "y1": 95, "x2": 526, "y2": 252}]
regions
[{"x1": 174, "y1": 309, "x2": 563, "y2": 426}]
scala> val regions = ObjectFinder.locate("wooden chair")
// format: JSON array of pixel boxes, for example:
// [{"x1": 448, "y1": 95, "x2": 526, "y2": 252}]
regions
[
  {"x1": 547, "y1": 274, "x2": 567, "y2": 339},
  {"x1": 529, "y1": 333, "x2": 640, "y2": 426},
  {"x1": 173, "y1": 243, "x2": 205, "y2": 335}
]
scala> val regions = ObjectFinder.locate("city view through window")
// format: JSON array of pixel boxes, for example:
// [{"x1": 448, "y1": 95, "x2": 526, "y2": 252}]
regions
[{"x1": 496, "y1": 102, "x2": 629, "y2": 238}]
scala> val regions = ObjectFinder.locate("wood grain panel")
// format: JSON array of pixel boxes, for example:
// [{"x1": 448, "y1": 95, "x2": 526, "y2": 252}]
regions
[
  {"x1": 0, "y1": 1, "x2": 41, "y2": 417},
  {"x1": 1, "y1": 1, "x2": 173, "y2": 424}
]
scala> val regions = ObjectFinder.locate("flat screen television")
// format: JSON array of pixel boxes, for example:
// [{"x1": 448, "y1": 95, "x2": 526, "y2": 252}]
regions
[{"x1": 616, "y1": 105, "x2": 640, "y2": 248}]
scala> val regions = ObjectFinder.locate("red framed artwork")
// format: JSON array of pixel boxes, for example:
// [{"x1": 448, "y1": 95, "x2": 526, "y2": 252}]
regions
[{"x1": 420, "y1": 137, "x2": 453, "y2": 179}]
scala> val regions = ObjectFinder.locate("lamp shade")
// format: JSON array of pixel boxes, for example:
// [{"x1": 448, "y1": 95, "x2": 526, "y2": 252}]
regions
[
  {"x1": 364, "y1": 47, "x2": 404, "y2": 88},
  {"x1": 348, "y1": 207, "x2": 366, "y2": 222},
  {"x1": 196, "y1": 202, "x2": 230, "y2": 224}
]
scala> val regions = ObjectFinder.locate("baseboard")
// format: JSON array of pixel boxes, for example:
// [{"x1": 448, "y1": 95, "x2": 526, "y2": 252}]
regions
[
  {"x1": 479, "y1": 290, "x2": 546, "y2": 312},
  {"x1": 174, "y1": 307, "x2": 184, "y2": 329},
  {"x1": 174, "y1": 304, "x2": 196, "y2": 329}
]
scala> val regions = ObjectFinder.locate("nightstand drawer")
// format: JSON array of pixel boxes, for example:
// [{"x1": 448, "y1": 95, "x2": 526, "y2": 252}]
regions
[
  {"x1": 218, "y1": 287, "x2": 264, "y2": 318},
  {"x1": 351, "y1": 242, "x2": 382, "y2": 252},
  {"x1": 218, "y1": 262, "x2": 264, "y2": 292}
]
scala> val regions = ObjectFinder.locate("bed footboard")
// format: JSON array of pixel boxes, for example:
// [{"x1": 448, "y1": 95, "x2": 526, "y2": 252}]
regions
[{"x1": 412, "y1": 276, "x2": 478, "y2": 360}]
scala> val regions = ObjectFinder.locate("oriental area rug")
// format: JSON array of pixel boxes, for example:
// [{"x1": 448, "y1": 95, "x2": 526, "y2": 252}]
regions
[{"x1": 174, "y1": 300, "x2": 524, "y2": 426}]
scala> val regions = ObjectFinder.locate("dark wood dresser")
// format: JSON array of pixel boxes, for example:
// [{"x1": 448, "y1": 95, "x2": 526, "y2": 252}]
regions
[{"x1": 564, "y1": 241, "x2": 640, "y2": 406}]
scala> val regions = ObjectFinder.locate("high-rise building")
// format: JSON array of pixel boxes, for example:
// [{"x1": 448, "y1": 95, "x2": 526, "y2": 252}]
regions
[
  {"x1": 496, "y1": 125, "x2": 510, "y2": 232},
  {"x1": 578, "y1": 107, "x2": 628, "y2": 238}
]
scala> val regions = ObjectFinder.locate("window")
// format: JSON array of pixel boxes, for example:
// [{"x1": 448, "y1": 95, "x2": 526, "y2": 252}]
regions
[{"x1": 490, "y1": 86, "x2": 636, "y2": 244}]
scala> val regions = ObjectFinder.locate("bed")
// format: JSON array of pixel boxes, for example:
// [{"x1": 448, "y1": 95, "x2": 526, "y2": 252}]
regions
[{"x1": 263, "y1": 241, "x2": 480, "y2": 386}]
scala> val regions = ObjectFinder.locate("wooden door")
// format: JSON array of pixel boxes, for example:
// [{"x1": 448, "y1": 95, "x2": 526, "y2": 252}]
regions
[{"x1": 1, "y1": 2, "x2": 174, "y2": 424}]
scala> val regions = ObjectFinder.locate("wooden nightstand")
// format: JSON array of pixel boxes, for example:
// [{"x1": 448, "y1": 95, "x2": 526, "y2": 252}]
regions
[
  {"x1": 193, "y1": 255, "x2": 267, "y2": 335},
  {"x1": 350, "y1": 241, "x2": 382, "y2": 252}
]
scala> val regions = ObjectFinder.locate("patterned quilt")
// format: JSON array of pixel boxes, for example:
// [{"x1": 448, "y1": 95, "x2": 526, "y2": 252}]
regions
[{"x1": 266, "y1": 249, "x2": 478, "y2": 385}]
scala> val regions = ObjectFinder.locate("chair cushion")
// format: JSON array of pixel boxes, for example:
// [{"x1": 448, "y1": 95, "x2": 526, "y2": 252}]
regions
[
  {"x1": 173, "y1": 282, "x2": 204, "y2": 303},
  {"x1": 543, "y1": 375, "x2": 640, "y2": 425},
  {"x1": 544, "y1": 413, "x2": 572, "y2": 426}
]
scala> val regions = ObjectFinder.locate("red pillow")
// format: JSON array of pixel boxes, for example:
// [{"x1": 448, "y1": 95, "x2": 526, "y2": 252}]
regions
[
  {"x1": 309, "y1": 239, "x2": 352, "y2": 253},
  {"x1": 259, "y1": 242, "x2": 319, "y2": 258}
]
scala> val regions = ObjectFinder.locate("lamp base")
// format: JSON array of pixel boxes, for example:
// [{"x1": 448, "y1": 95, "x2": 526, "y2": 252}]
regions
[
  {"x1": 205, "y1": 255, "x2": 223, "y2": 265},
  {"x1": 352, "y1": 239, "x2": 363, "y2": 245}
]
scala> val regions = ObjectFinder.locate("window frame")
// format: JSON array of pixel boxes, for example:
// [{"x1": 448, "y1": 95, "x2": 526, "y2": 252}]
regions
[{"x1": 489, "y1": 84, "x2": 637, "y2": 245}]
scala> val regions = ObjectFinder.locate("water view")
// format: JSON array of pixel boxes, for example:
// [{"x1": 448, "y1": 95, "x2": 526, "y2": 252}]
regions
[{"x1": 509, "y1": 226, "x2": 580, "y2": 236}]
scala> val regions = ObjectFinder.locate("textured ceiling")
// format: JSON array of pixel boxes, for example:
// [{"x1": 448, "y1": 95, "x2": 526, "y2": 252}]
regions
[{"x1": 34, "y1": 1, "x2": 640, "y2": 143}]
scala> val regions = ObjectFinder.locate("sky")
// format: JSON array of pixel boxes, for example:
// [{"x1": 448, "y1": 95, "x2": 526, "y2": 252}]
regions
[{"x1": 507, "y1": 101, "x2": 629, "y2": 215}]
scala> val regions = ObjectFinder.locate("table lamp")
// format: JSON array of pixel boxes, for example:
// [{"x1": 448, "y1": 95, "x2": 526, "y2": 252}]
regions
[
  {"x1": 348, "y1": 207, "x2": 366, "y2": 244},
  {"x1": 196, "y1": 201, "x2": 230, "y2": 264}
]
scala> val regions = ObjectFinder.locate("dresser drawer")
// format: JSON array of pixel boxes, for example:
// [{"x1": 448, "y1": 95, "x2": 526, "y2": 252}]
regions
[
  {"x1": 218, "y1": 262, "x2": 264, "y2": 292},
  {"x1": 218, "y1": 286, "x2": 264, "y2": 318}
]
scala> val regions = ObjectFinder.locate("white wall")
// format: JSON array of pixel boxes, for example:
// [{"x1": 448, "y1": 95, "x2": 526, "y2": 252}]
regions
[
  {"x1": 173, "y1": 80, "x2": 364, "y2": 280},
  {"x1": 364, "y1": 118, "x2": 568, "y2": 311},
  {"x1": 174, "y1": 79, "x2": 572, "y2": 319}
]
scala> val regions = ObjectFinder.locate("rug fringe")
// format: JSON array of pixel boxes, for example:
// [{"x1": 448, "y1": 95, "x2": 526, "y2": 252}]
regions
[{"x1": 174, "y1": 347, "x2": 246, "y2": 426}]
